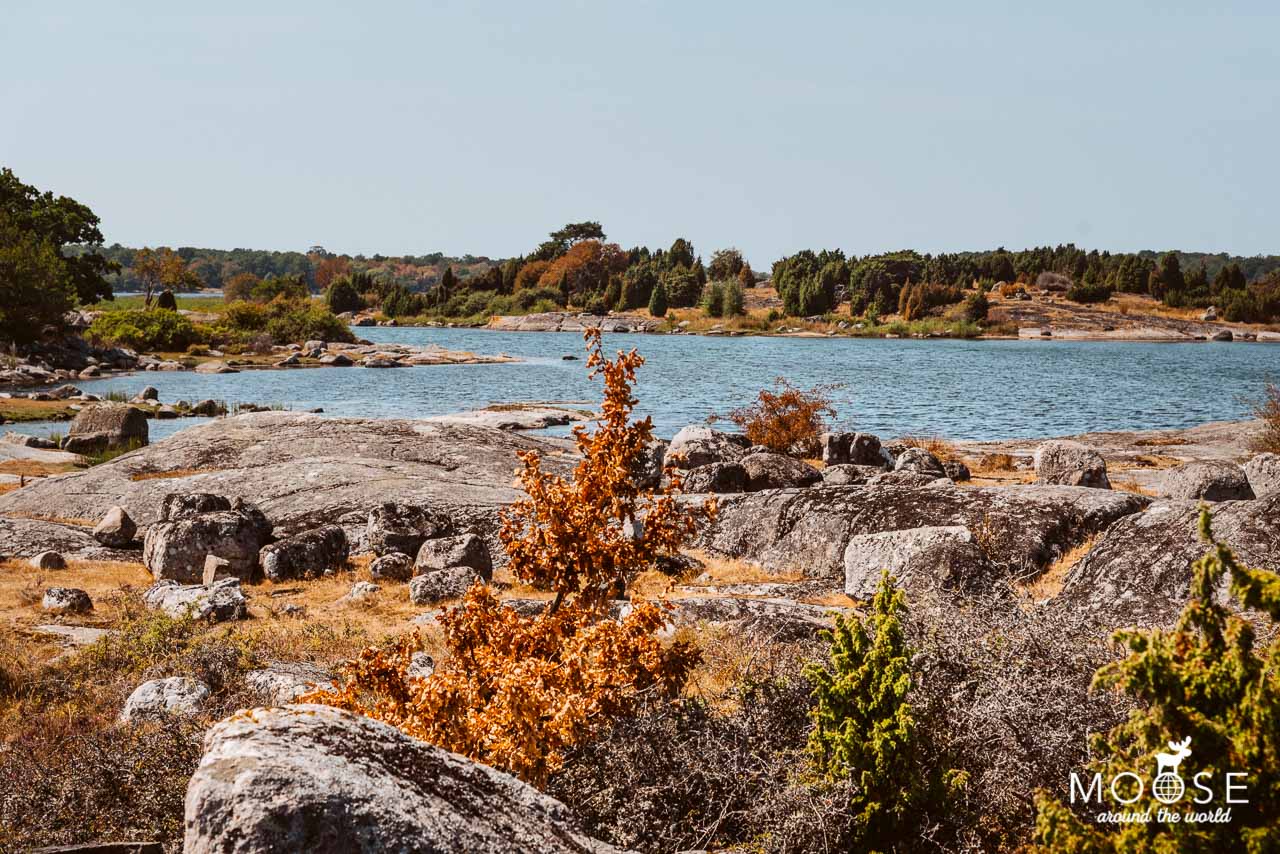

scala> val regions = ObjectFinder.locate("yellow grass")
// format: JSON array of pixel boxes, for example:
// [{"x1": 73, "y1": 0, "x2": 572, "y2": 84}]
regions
[
  {"x1": 0, "y1": 397, "x2": 78, "y2": 422},
  {"x1": 899, "y1": 435, "x2": 959, "y2": 462},
  {"x1": 3, "y1": 511, "x2": 101, "y2": 527},
  {"x1": 0, "y1": 558, "x2": 152, "y2": 630},
  {"x1": 0, "y1": 459, "x2": 78, "y2": 478},
  {"x1": 1019, "y1": 536, "x2": 1098, "y2": 600},
  {"x1": 1113, "y1": 479, "x2": 1157, "y2": 497},
  {"x1": 679, "y1": 550, "x2": 803, "y2": 587},
  {"x1": 129, "y1": 468, "x2": 219, "y2": 481}
]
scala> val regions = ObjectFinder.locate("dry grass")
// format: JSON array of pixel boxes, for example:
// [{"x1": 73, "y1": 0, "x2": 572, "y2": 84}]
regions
[
  {"x1": 978, "y1": 452, "x2": 1016, "y2": 472},
  {"x1": 1134, "y1": 436, "x2": 1186, "y2": 448},
  {"x1": 1113, "y1": 479, "x2": 1156, "y2": 497},
  {"x1": 0, "y1": 459, "x2": 78, "y2": 478},
  {"x1": 1018, "y1": 535, "x2": 1098, "y2": 600},
  {"x1": 2, "y1": 512, "x2": 101, "y2": 527},
  {"x1": 0, "y1": 559, "x2": 152, "y2": 629},
  {"x1": 129, "y1": 468, "x2": 219, "y2": 481},
  {"x1": 1249, "y1": 381, "x2": 1280, "y2": 454},
  {"x1": 0, "y1": 483, "x2": 18, "y2": 496},
  {"x1": 0, "y1": 397, "x2": 77, "y2": 422},
  {"x1": 679, "y1": 550, "x2": 802, "y2": 586}
]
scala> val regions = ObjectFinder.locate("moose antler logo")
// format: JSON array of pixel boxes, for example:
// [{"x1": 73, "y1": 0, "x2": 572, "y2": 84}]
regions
[{"x1": 1152, "y1": 736, "x2": 1192, "y2": 804}]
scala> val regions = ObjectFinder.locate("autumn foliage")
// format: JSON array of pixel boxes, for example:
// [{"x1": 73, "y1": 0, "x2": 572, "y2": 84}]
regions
[
  {"x1": 714, "y1": 378, "x2": 838, "y2": 456},
  {"x1": 306, "y1": 329, "x2": 706, "y2": 786}
]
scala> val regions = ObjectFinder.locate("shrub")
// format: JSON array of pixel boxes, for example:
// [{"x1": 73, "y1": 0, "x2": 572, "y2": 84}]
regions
[
  {"x1": 515, "y1": 285, "x2": 566, "y2": 311},
  {"x1": 219, "y1": 300, "x2": 269, "y2": 331},
  {"x1": 648, "y1": 281, "x2": 669, "y2": 317},
  {"x1": 325, "y1": 277, "x2": 363, "y2": 314},
  {"x1": 264, "y1": 304, "x2": 353, "y2": 344},
  {"x1": 307, "y1": 330, "x2": 709, "y2": 786},
  {"x1": 1250, "y1": 382, "x2": 1280, "y2": 454},
  {"x1": 1035, "y1": 510, "x2": 1280, "y2": 852},
  {"x1": 154, "y1": 289, "x2": 178, "y2": 310},
  {"x1": 964, "y1": 290, "x2": 990, "y2": 321},
  {"x1": 806, "y1": 572, "x2": 945, "y2": 848},
  {"x1": 1065, "y1": 280, "x2": 1113, "y2": 304},
  {"x1": 713, "y1": 378, "x2": 838, "y2": 456},
  {"x1": 722, "y1": 281, "x2": 745, "y2": 317},
  {"x1": 703, "y1": 282, "x2": 726, "y2": 317},
  {"x1": 87, "y1": 309, "x2": 202, "y2": 352}
]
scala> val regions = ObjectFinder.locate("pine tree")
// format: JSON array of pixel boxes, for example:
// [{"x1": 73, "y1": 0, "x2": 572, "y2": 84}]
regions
[
  {"x1": 805, "y1": 571, "x2": 928, "y2": 846},
  {"x1": 648, "y1": 280, "x2": 668, "y2": 317},
  {"x1": 722, "y1": 281, "x2": 744, "y2": 317},
  {"x1": 1035, "y1": 510, "x2": 1280, "y2": 852}
]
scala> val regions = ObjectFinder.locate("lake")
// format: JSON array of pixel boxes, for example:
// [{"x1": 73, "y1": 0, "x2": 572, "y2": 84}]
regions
[{"x1": 8, "y1": 328, "x2": 1275, "y2": 443}]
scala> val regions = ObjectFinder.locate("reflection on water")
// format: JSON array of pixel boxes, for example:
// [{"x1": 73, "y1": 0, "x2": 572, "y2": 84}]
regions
[{"x1": 7, "y1": 327, "x2": 1273, "y2": 442}]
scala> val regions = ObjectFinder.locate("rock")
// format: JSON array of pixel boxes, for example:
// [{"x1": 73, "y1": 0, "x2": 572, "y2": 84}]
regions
[
  {"x1": 0, "y1": 413, "x2": 573, "y2": 546},
  {"x1": 318, "y1": 352, "x2": 354, "y2": 366},
  {"x1": 138, "y1": 386, "x2": 160, "y2": 401},
  {"x1": 275, "y1": 354, "x2": 301, "y2": 367},
  {"x1": 32, "y1": 623, "x2": 110, "y2": 647},
  {"x1": 120, "y1": 677, "x2": 209, "y2": 722},
  {"x1": 183, "y1": 704, "x2": 627, "y2": 854},
  {"x1": 1158, "y1": 460, "x2": 1255, "y2": 501},
  {"x1": 1202, "y1": 306, "x2": 1218, "y2": 321},
  {"x1": 202, "y1": 554, "x2": 233, "y2": 585},
  {"x1": 632, "y1": 439, "x2": 668, "y2": 489},
  {"x1": 366, "y1": 502, "x2": 450, "y2": 557},
  {"x1": 943, "y1": 459, "x2": 972, "y2": 482},
  {"x1": 664, "y1": 425, "x2": 747, "y2": 469},
  {"x1": 143, "y1": 578, "x2": 248, "y2": 622},
  {"x1": 2, "y1": 431, "x2": 56, "y2": 449},
  {"x1": 190, "y1": 399, "x2": 226, "y2": 417},
  {"x1": 1034, "y1": 440, "x2": 1111, "y2": 489},
  {"x1": 407, "y1": 651, "x2": 435, "y2": 679},
  {"x1": 739, "y1": 451, "x2": 822, "y2": 491},
  {"x1": 194, "y1": 360, "x2": 239, "y2": 374},
  {"x1": 410, "y1": 566, "x2": 484, "y2": 604},
  {"x1": 1060, "y1": 494, "x2": 1280, "y2": 625},
  {"x1": 414, "y1": 533, "x2": 492, "y2": 579},
  {"x1": 680, "y1": 461, "x2": 748, "y2": 494},
  {"x1": 29, "y1": 550, "x2": 67, "y2": 570},
  {"x1": 820, "y1": 464, "x2": 881, "y2": 486},
  {"x1": 843, "y1": 526, "x2": 992, "y2": 599},
  {"x1": 1212, "y1": 330, "x2": 1233, "y2": 342},
  {"x1": 259, "y1": 525, "x2": 349, "y2": 581},
  {"x1": 162, "y1": 492, "x2": 233, "y2": 520},
  {"x1": 369, "y1": 551, "x2": 414, "y2": 581},
  {"x1": 63, "y1": 403, "x2": 148, "y2": 454},
  {"x1": 47, "y1": 383, "x2": 82, "y2": 399},
  {"x1": 42, "y1": 586, "x2": 92, "y2": 614},
  {"x1": 695, "y1": 483, "x2": 1147, "y2": 582},
  {"x1": 92, "y1": 505, "x2": 137, "y2": 548},
  {"x1": 303, "y1": 339, "x2": 326, "y2": 352},
  {"x1": 156, "y1": 405, "x2": 180, "y2": 419},
  {"x1": 427, "y1": 404, "x2": 595, "y2": 432},
  {"x1": 871, "y1": 470, "x2": 948, "y2": 487},
  {"x1": 1244, "y1": 453, "x2": 1280, "y2": 498},
  {"x1": 821, "y1": 432, "x2": 886, "y2": 467},
  {"x1": 894, "y1": 447, "x2": 947, "y2": 478},
  {"x1": 244, "y1": 661, "x2": 333, "y2": 705},
  {"x1": 344, "y1": 581, "x2": 381, "y2": 602},
  {"x1": 361, "y1": 356, "x2": 403, "y2": 368},
  {"x1": 143, "y1": 500, "x2": 273, "y2": 582}
]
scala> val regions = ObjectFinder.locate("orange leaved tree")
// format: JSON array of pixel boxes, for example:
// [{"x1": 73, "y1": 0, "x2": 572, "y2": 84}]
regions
[
  {"x1": 306, "y1": 328, "x2": 707, "y2": 786},
  {"x1": 713, "y1": 377, "x2": 839, "y2": 457}
]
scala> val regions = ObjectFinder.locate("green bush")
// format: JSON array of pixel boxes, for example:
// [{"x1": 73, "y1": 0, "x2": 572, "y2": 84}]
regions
[
  {"x1": 265, "y1": 304, "x2": 353, "y2": 344},
  {"x1": 702, "y1": 282, "x2": 726, "y2": 317},
  {"x1": 964, "y1": 290, "x2": 990, "y2": 321},
  {"x1": 722, "y1": 281, "x2": 745, "y2": 317},
  {"x1": 515, "y1": 286, "x2": 566, "y2": 311},
  {"x1": 325, "y1": 277, "x2": 363, "y2": 314},
  {"x1": 648, "y1": 282, "x2": 669, "y2": 318},
  {"x1": 1065, "y1": 280, "x2": 1113, "y2": 304},
  {"x1": 87, "y1": 309, "x2": 203, "y2": 352},
  {"x1": 1035, "y1": 510, "x2": 1280, "y2": 852}
]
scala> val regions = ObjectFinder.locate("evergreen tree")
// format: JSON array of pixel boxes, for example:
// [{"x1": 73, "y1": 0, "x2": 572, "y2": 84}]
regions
[
  {"x1": 722, "y1": 281, "x2": 745, "y2": 317},
  {"x1": 647, "y1": 280, "x2": 668, "y2": 317},
  {"x1": 702, "y1": 282, "x2": 725, "y2": 317},
  {"x1": 805, "y1": 572, "x2": 932, "y2": 847}
]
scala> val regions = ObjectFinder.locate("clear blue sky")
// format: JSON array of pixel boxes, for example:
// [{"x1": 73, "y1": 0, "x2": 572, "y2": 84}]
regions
[{"x1": 3, "y1": 1, "x2": 1277, "y2": 267}]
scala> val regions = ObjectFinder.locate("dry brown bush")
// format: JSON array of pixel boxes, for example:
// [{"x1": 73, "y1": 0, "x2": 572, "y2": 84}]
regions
[
  {"x1": 1250, "y1": 381, "x2": 1280, "y2": 454},
  {"x1": 712, "y1": 378, "x2": 838, "y2": 457},
  {"x1": 900, "y1": 434, "x2": 958, "y2": 462},
  {"x1": 307, "y1": 329, "x2": 710, "y2": 786}
]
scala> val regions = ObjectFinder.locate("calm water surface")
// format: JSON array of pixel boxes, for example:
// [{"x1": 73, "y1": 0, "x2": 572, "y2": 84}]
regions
[{"x1": 9, "y1": 328, "x2": 1276, "y2": 442}]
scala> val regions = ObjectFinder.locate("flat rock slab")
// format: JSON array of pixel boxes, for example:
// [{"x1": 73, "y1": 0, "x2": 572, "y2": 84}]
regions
[
  {"x1": 184, "y1": 704, "x2": 629, "y2": 853},
  {"x1": 0, "y1": 517, "x2": 139, "y2": 561},
  {"x1": 1058, "y1": 493, "x2": 1280, "y2": 626},
  {"x1": 32, "y1": 623, "x2": 111, "y2": 646},
  {"x1": 693, "y1": 483, "x2": 1148, "y2": 581},
  {"x1": 424, "y1": 404, "x2": 595, "y2": 431},
  {"x1": 0, "y1": 412, "x2": 573, "y2": 543}
]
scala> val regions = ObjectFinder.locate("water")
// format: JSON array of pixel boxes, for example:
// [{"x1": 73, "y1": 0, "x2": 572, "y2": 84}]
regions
[{"x1": 7, "y1": 328, "x2": 1275, "y2": 442}]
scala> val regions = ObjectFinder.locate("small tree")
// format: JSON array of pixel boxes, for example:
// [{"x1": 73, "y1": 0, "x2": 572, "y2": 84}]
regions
[
  {"x1": 703, "y1": 282, "x2": 726, "y2": 317},
  {"x1": 713, "y1": 377, "x2": 838, "y2": 456},
  {"x1": 805, "y1": 571, "x2": 929, "y2": 847},
  {"x1": 722, "y1": 281, "x2": 745, "y2": 317},
  {"x1": 132, "y1": 247, "x2": 199, "y2": 308},
  {"x1": 308, "y1": 329, "x2": 707, "y2": 786},
  {"x1": 325, "y1": 276, "x2": 363, "y2": 314},
  {"x1": 1035, "y1": 510, "x2": 1280, "y2": 852},
  {"x1": 648, "y1": 280, "x2": 669, "y2": 317}
]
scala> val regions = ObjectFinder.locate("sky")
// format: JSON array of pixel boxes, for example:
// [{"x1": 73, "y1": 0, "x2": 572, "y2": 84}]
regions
[{"x1": 3, "y1": 1, "x2": 1277, "y2": 267}]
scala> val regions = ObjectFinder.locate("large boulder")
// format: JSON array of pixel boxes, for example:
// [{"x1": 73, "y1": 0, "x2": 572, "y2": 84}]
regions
[
  {"x1": 410, "y1": 566, "x2": 484, "y2": 605},
  {"x1": 414, "y1": 533, "x2": 492, "y2": 579},
  {"x1": 694, "y1": 483, "x2": 1147, "y2": 582},
  {"x1": 92, "y1": 505, "x2": 137, "y2": 548},
  {"x1": 143, "y1": 499, "x2": 274, "y2": 583},
  {"x1": 1034, "y1": 440, "x2": 1110, "y2": 489},
  {"x1": 820, "y1": 432, "x2": 887, "y2": 467},
  {"x1": 1059, "y1": 494, "x2": 1280, "y2": 625},
  {"x1": 369, "y1": 551, "x2": 414, "y2": 581},
  {"x1": 739, "y1": 451, "x2": 822, "y2": 491},
  {"x1": 162, "y1": 492, "x2": 233, "y2": 520},
  {"x1": 259, "y1": 525, "x2": 349, "y2": 582},
  {"x1": 121, "y1": 676, "x2": 209, "y2": 722},
  {"x1": 63, "y1": 403, "x2": 149, "y2": 454},
  {"x1": 844, "y1": 526, "x2": 993, "y2": 599},
  {"x1": 820, "y1": 464, "x2": 882, "y2": 486},
  {"x1": 680, "y1": 461, "x2": 748, "y2": 494},
  {"x1": 366, "y1": 502, "x2": 450, "y2": 557},
  {"x1": 664, "y1": 425, "x2": 748, "y2": 469},
  {"x1": 143, "y1": 578, "x2": 248, "y2": 622},
  {"x1": 893, "y1": 448, "x2": 947, "y2": 478},
  {"x1": 1245, "y1": 453, "x2": 1280, "y2": 498},
  {"x1": 183, "y1": 705, "x2": 627, "y2": 853},
  {"x1": 1158, "y1": 460, "x2": 1255, "y2": 501},
  {"x1": 244, "y1": 662, "x2": 334, "y2": 705}
]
